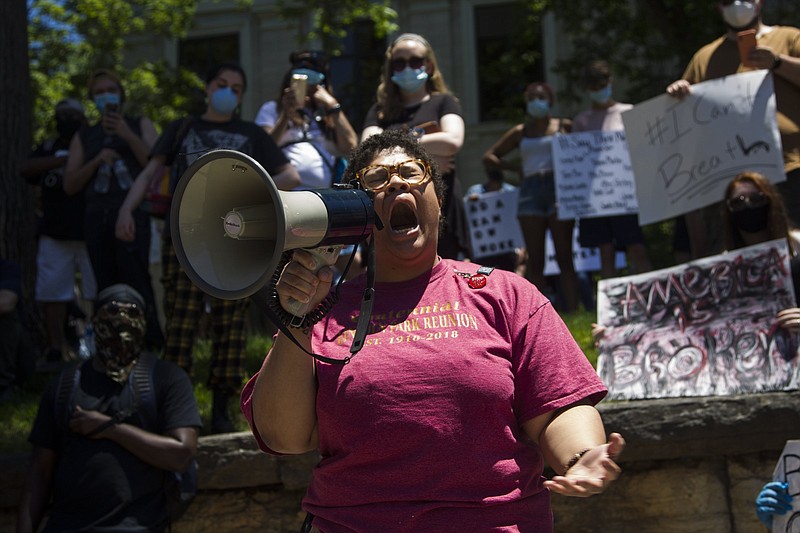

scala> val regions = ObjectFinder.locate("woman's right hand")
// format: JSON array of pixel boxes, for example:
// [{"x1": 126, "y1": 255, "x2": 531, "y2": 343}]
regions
[
  {"x1": 276, "y1": 250, "x2": 334, "y2": 316},
  {"x1": 115, "y1": 208, "x2": 136, "y2": 242}
]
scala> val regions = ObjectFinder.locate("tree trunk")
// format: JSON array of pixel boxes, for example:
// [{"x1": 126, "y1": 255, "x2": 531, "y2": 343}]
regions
[{"x1": 0, "y1": 1, "x2": 40, "y2": 343}]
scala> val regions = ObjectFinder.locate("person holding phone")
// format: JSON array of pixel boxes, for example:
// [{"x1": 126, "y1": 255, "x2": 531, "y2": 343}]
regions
[
  {"x1": 255, "y1": 50, "x2": 357, "y2": 190},
  {"x1": 361, "y1": 33, "x2": 470, "y2": 260},
  {"x1": 666, "y1": 0, "x2": 800, "y2": 259},
  {"x1": 63, "y1": 69, "x2": 163, "y2": 351}
]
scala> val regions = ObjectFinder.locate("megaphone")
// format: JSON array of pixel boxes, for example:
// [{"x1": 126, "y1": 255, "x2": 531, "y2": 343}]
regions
[{"x1": 170, "y1": 149, "x2": 374, "y2": 305}]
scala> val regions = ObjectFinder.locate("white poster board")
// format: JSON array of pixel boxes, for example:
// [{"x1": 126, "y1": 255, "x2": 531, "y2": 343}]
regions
[
  {"x1": 553, "y1": 130, "x2": 639, "y2": 220},
  {"x1": 464, "y1": 189, "x2": 525, "y2": 260},
  {"x1": 772, "y1": 440, "x2": 800, "y2": 533},
  {"x1": 543, "y1": 226, "x2": 626, "y2": 276},
  {"x1": 622, "y1": 70, "x2": 784, "y2": 225},
  {"x1": 597, "y1": 239, "x2": 799, "y2": 400}
]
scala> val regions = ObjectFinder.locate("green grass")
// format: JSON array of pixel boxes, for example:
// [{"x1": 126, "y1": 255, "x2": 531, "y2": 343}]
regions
[{"x1": 0, "y1": 309, "x2": 599, "y2": 454}]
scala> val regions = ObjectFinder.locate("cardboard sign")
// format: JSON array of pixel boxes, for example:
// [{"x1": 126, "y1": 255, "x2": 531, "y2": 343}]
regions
[
  {"x1": 543, "y1": 226, "x2": 626, "y2": 276},
  {"x1": 553, "y1": 130, "x2": 639, "y2": 220},
  {"x1": 622, "y1": 70, "x2": 784, "y2": 225},
  {"x1": 772, "y1": 440, "x2": 800, "y2": 533},
  {"x1": 597, "y1": 239, "x2": 799, "y2": 400},
  {"x1": 464, "y1": 188, "x2": 525, "y2": 260}
]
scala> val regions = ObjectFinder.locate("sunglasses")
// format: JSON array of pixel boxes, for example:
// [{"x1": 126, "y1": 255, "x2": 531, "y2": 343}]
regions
[
  {"x1": 727, "y1": 191, "x2": 769, "y2": 212},
  {"x1": 390, "y1": 56, "x2": 426, "y2": 72},
  {"x1": 356, "y1": 159, "x2": 431, "y2": 193},
  {"x1": 101, "y1": 300, "x2": 144, "y2": 318}
]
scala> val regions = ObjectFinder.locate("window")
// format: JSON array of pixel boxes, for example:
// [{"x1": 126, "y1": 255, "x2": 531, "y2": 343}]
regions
[
  {"x1": 474, "y1": 2, "x2": 544, "y2": 122},
  {"x1": 178, "y1": 33, "x2": 240, "y2": 82}
]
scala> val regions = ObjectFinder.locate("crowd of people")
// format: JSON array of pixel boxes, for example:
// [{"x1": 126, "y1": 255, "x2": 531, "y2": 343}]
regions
[{"x1": 7, "y1": 0, "x2": 800, "y2": 528}]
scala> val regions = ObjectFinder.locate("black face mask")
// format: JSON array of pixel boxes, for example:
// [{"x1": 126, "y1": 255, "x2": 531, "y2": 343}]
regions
[
  {"x1": 56, "y1": 117, "x2": 83, "y2": 140},
  {"x1": 731, "y1": 205, "x2": 769, "y2": 233}
]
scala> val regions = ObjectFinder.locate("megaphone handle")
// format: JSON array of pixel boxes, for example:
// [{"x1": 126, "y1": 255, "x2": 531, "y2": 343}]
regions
[{"x1": 284, "y1": 245, "x2": 343, "y2": 318}]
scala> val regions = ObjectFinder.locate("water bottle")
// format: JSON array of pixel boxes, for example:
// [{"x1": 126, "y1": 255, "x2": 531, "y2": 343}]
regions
[
  {"x1": 113, "y1": 159, "x2": 133, "y2": 191},
  {"x1": 77, "y1": 323, "x2": 95, "y2": 359},
  {"x1": 95, "y1": 163, "x2": 111, "y2": 193}
]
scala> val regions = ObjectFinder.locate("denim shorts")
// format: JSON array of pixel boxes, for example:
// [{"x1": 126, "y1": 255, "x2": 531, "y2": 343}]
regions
[{"x1": 517, "y1": 172, "x2": 556, "y2": 217}]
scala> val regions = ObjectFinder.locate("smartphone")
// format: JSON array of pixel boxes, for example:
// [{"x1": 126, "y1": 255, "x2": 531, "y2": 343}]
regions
[
  {"x1": 105, "y1": 102, "x2": 119, "y2": 114},
  {"x1": 290, "y1": 74, "x2": 308, "y2": 105},
  {"x1": 737, "y1": 30, "x2": 757, "y2": 67}
]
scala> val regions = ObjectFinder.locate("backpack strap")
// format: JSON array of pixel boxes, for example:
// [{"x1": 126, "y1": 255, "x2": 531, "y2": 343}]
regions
[
  {"x1": 131, "y1": 352, "x2": 158, "y2": 431},
  {"x1": 54, "y1": 362, "x2": 83, "y2": 431}
]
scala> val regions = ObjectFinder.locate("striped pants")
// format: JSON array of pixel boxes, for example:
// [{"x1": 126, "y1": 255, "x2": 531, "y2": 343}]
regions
[{"x1": 161, "y1": 238, "x2": 249, "y2": 393}]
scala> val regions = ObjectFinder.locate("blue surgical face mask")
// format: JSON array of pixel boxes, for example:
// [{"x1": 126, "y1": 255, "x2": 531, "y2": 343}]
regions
[
  {"x1": 588, "y1": 85, "x2": 612, "y2": 104},
  {"x1": 292, "y1": 68, "x2": 325, "y2": 87},
  {"x1": 210, "y1": 86, "x2": 239, "y2": 115},
  {"x1": 93, "y1": 92, "x2": 121, "y2": 114},
  {"x1": 526, "y1": 98, "x2": 550, "y2": 118},
  {"x1": 391, "y1": 67, "x2": 429, "y2": 93}
]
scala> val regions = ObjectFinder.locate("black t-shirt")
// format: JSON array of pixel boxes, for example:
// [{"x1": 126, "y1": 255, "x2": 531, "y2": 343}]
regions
[
  {"x1": 79, "y1": 117, "x2": 145, "y2": 211},
  {"x1": 362, "y1": 93, "x2": 462, "y2": 132},
  {"x1": 363, "y1": 94, "x2": 470, "y2": 258},
  {"x1": 152, "y1": 116, "x2": 290, "y2": 239},
  {"x1": 28, "y1": 358, "x2": 201, "y2": 532},
  {"x1": 29, "y1": 138, "x2": 86, "y2": 240}
]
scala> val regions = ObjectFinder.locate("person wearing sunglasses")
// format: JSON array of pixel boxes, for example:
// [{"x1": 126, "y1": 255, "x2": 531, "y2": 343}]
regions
[
  {"x1": 362, "y1": 33, "x2": 470, "y2": 262},
  {"x1": 255, "y1": 50, "x2": 358, "y2": 190},
  {"x1": 242, "y1": 129, "x2": 625, "y2": 533},
  {"x1": 18, "y1": 283, "x2": 201, "y2": 533},
  {"x1": 666, "y1": 0, "x2": 800, "y2": 260},
  {"x1": 721, "y1": 171, "x2": 800, "y2": 333}
]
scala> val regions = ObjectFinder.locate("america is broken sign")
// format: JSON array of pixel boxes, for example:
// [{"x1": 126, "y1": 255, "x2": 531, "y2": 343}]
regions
[
  {"x1": 622, "y1": 70, "x2": 784, "y2": 225},
  {"x1": 597, "y1": 239, "x2": 800, "y2": 400}
]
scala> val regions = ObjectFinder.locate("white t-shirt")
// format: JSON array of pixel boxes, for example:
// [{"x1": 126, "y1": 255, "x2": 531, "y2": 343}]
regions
[{"x1": 255, "y1": 100, "x2": 338, "y2": 190}]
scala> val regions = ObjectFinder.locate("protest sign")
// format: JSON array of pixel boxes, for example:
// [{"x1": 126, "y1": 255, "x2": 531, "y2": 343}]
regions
[
  {"x1": 597, "y1": 239, "x2": 799, "y2": 400},
  {"x1": 552, "y1": 130, "x2": 639, "y2": 220},
  {"x1": 772, "y1": 440, "x2": 800, "y2": 533},
  {"x1": 464, "y1": 188, "x2": 524, "y2": 260},
  {"x1": 622, "y1": 70, "x2": 784, "y2": 225},
  {"x1": 543, "y1": 226, "x2": 625, "y2": 276}
]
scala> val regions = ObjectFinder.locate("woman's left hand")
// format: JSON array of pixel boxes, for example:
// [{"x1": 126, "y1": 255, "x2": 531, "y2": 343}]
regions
[
  {"x1": 543, "y1": 433, "x2": 626, "y2": 497},
  {"x1": 777, "y1": 308, "x2": 800, "y2": 333}
]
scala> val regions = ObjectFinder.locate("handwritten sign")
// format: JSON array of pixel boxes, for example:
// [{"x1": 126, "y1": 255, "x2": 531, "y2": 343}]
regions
[
  {"x1": 772, "y1": 440, "x2": 800, "y2": 533},
  {"x1": 464, "y1": 189, "x2": 525, "y2": 260},
  {"x1": 597, "y1": 239, "x2": 799, "y2": 400},
  {"x1": 543, "y1": 226, "x2": 626, "y2": 276},
  {"x1": 552, "y1": 130, "x2": 639, "y2": 220},
  {"x1": 622, "y1": 70, "x2": 784, "y2": 225}
]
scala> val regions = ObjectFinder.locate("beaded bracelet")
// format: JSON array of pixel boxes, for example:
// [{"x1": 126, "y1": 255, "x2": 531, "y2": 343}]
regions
[{"x1": 565, "y1": 448, "x2": 591, "y2": 473}]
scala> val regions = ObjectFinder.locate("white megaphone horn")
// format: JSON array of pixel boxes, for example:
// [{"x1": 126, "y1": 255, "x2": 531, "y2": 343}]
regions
[{"x1": 170, "y1": 149, "x2": 374, "y2": 308}]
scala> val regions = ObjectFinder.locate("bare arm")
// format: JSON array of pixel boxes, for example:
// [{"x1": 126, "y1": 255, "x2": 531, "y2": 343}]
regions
[
  {"x1": 19, "y1": 153, "x2": 69, "y2": 183},
  {"x1": 755, "y1": 47, "x2": 800, "y2": 87},
  {"x1": 523, "y1": 401, "x2": 625, "y2": 497},
  {"x1": 250, "y1": 249, "x2": 333, "y2": 453},
  {"x1": 482, "y1": 124, "x2": 524, "y2": 175},
  {"x1": 313, "y1": 87, "x2": 358, "y2": 154},
  {"x1": 116, "y1": 156, "x2": 167, "y2": 241},
  {"x1": 68, "y1": 405, "x2": 198, "y2": 472},
  {"x1": 270, "y1": 163, "x2": 302, "y2": 191},
  {"x1": 0, "y1": 288, "x2": 18, "y2": 314},
  {"x1": 16, "y1": 446, "x2": 56, "y2": 533},
  {"x1": 418, "y1": 113, "x2": 464, "y2": 157}
]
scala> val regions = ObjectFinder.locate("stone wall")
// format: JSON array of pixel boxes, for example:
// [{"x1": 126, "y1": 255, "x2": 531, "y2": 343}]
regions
[{"x1": 3, "y1": 391, "x2": 797, "y2": 532}]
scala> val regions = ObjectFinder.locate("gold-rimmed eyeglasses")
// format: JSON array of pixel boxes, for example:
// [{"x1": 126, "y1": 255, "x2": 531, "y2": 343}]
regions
[{"x1": 355, "y1": 159, "x2": 431, "y2": 193}]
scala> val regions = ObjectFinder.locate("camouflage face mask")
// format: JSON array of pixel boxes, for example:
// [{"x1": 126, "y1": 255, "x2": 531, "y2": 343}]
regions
[{"x1": 93, "y1": 301, "x2": 146, "y2": 384}]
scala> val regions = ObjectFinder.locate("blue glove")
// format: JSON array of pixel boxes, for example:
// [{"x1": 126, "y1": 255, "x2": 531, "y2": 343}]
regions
[{"x1": 756, "y1": 481, "x2": 793, "y2": 527}]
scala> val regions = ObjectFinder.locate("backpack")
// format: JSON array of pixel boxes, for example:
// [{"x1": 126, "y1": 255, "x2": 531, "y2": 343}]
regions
[{"x1": 54, "y1": 353, "x2": 198, "y2": 525}]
